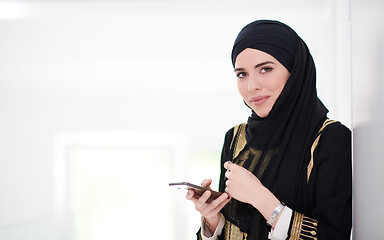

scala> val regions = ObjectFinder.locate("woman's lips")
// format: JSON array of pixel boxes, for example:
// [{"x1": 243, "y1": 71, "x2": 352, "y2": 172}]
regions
[{"x1": 250, "y1": 96, "x2": 270, "y2": 106}]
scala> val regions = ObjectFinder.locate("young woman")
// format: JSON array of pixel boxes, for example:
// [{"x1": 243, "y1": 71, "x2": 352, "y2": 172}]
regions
[{"x1": 186, "y1": 20, "x2": 352, "y2": 240}]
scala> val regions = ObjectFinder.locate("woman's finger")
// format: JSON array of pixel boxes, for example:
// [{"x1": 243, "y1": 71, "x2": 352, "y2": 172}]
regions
[
  {"x1": 187, "y1": 190, "x2": 200, "y2": 205},
  {"x1": 201, "y1": 179, "x2": 212, "y2": 188},
  {"x1": 225, "y1": 170, "x2": 231, "y2": 178},
  {"x1": 195, "y1": 190, "x2": 212, "y2": 209},
  {"x1": 206, "y1": 192, "x2": 228, "y2": 209},
  {"x1": 212, "y1": 195, "x2": 231, "y2": 212},
  {"x1": 223, "y1": 161, "x2": 232, "y2": 169},
  {"x1": 202, "y1": 193, "x2": 231, "y2": 217},
  {"x1": 186, "y1": 190, "x2": 192, "y2": 200},
  {"x1": 225, "y1": 179, "x2": 230, "y2": 187},
  {"x1": 186, "y1": 189, "x2": 195, "y2": 200},
  {"x1": 225, "y1": 186, "x2": 230, "y2": 195}
]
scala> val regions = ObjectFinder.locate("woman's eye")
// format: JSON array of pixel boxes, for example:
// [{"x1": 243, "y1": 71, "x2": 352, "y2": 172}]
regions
[
  {"x1": 236, "y1": 72, "x2": 247, "y2": 78},
  {"x1": 260, "y1": 67, "x2": 273, "y2": 73}
]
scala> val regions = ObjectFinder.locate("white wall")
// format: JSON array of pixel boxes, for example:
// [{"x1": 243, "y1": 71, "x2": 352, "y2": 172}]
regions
[
  {"x1": 0, "y1": 1, "x2": 351, "y2": 239},
  {"x1": 351, "y1": 0, "x2": 384, "y2": 238}
]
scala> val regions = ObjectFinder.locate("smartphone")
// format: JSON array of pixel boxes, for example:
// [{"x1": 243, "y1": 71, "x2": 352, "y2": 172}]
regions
[{"x1": 169, "y1": 182, "x2": 223, "y2": 202}]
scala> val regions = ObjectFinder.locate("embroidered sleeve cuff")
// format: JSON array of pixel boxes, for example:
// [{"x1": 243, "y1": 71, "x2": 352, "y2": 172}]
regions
[
  {"x1": 201, "y1": 214, "x2": 225, "y2": 240},
  {"x1": 289, "y1": 211, "x2": 319, "y2": 240}
]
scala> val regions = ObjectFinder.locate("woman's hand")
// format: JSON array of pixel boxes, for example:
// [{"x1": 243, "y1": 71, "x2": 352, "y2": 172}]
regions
[
  {"x1": 223, "y1": 161, "x2": 264, "y2": 205},
  {"x1": 224, "y1": 161, "x2": 280, "y2": 224},
  {"x1": 186, "y1": 179, "x2": 230, "y2": 233}
]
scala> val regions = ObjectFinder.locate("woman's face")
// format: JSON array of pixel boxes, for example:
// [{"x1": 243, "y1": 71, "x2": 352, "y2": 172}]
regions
[{"x1": 234, "y1": 48, "x2": 290, "y2": 118}]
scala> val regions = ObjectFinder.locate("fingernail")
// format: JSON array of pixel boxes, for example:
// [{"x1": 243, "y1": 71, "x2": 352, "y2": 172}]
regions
[{"x1": 224, "y1": 161, "x2": 231, "y2": 168}]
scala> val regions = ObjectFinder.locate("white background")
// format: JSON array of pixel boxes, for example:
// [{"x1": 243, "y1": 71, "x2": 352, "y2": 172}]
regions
[{"x1": 0, "y1": 0, "x2": 379, "y2": 239}]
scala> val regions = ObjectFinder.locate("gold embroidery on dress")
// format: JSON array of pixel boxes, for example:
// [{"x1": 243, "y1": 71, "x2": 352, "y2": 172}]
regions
[
  {"x1": 231, "y1": 123, "x2": 278, "y2": 177},
  {"x1": 224, "y1": 220, "x2": 248, "y2": 240},
  {"x1": 257, "y1": 148, "x2": 279, "y2": 178},
  {"x1": 307, "y1": 119, "x2": 337, "y2": 183},
  {"x1": 234, "y1": 148, "x2": 262, "y2": 170},
  {"x1": 289, "y1": 211, "x2": 304, "y2": 239},
  {"x1": 289, "y1": 212, "x2": 319, "y2": 240},
  {"x1": 232, "y1": 123, "x2": 247, "y2": 159},
  {"x1": 243, "y1": 148, "x2": 262, "y2": 172}
]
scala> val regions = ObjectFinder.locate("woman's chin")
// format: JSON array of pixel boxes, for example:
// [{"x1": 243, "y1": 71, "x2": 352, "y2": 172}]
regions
[{"x1": 252, "y1": 109, "x2": 270, "y2": 118}]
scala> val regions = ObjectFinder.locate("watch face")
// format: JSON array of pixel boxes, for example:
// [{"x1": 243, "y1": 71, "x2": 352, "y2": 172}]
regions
[{"x1": 267, "y1": 202, "x2": 285, "y2": 226}]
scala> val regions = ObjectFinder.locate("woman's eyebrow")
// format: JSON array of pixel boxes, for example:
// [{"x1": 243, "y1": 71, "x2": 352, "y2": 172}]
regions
[
  {"x1": 234, "y1": 67, "x2": 245, "y2": 72},
  {"x1": 234, "y1": 61, "x2": 276, "y2": 72},
  {"x1": 254, "y1": 61, "x2": 275, "y2": 68}
]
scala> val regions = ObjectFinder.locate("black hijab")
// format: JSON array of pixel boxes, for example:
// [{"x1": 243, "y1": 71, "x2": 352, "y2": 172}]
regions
[{"x1": 220, "y1": 20, "x2": 328, "y2": 239}]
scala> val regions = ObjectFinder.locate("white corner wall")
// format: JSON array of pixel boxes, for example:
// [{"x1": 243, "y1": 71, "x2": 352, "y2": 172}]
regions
[{"x1": 351, "y1": 0, "x2": 384, "y2": 239}]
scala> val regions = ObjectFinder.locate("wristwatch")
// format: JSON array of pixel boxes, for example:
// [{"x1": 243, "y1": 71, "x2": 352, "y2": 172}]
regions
[{"x1": 267, "y1": 202, "x2": 285, "y2": 226}]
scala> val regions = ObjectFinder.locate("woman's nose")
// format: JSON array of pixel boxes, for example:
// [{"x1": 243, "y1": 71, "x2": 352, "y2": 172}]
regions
[{"x1": 248, "y1": 74, "x2": 262, "y2": 91}]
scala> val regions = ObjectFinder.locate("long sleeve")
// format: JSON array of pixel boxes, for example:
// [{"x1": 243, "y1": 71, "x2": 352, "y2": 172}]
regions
[
  {"x1": 288, "y1": 123, "x2": 352, "y2": 239},
  {"x1": 200, "y1": 214, "x2": 226, "y2": 240}
]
